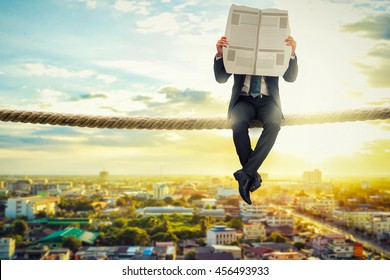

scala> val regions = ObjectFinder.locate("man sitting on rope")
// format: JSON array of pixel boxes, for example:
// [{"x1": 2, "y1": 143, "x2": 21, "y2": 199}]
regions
[{"x1": 214, "y1": 35, "x2": 298, "y2": 205}]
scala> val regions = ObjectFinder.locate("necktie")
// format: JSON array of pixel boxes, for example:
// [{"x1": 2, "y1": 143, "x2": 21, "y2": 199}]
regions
[{"x1": 249, "y1": 75, "x2": 261, "y2": 98}]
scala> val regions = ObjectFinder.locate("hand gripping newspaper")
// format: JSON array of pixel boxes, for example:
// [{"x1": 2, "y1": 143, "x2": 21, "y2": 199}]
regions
[{"x1": 222, "y1": 4, "x2": 292, "y2": 76}]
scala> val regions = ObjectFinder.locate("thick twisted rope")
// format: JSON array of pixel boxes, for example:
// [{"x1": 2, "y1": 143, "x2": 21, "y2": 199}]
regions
[{"x1": 0, "y1": 107, "x2": 389, "y2": 130}]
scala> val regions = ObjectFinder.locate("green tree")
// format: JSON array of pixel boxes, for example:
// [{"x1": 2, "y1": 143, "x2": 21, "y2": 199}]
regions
[
  {"x1": 270, "y1": 232, "x2": 287, "y2": 243},
  {"x1": 116, "y1": 197, "x2": 126, "y2": 207},
  {"x1": 113, "y1": 218, "x2": 127, "y2": 228},
  {"x1": 184, "y1": 250, "x2": 197, "y2": 260},
  {"x1": 63, "y1": 236, "x2": 82, "y2": 253},
  {"x1": 163, "y1": 197, "x2": 174, "y2": 204},
  {"x1": 228, "y1": 217, "x2": 243, "y2": 230},
  {"x1": 115, "y1": 227, "x2": 150, "y2": 246},
  {"x1": 12, "y1": 220, "x2": 28, "y2": 236},
  {"x1": 152, "y1": 232, "x2": 179, "y2": 242}
]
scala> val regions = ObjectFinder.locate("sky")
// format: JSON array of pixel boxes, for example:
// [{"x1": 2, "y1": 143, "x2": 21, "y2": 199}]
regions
[{"x1": 0, "y1": 0, "x2": 389, "y2": 178}]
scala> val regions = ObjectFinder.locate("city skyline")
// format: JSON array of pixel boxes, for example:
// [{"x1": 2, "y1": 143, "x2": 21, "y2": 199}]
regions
[{"x1": 0, "y1": 0, "x2": 389, "y2": 177}]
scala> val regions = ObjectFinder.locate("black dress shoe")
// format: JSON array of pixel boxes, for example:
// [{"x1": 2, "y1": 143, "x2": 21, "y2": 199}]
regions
[
  {"x1": 233, "y1": 170, "x2": 252, "y2": 205},
  {"x1": 250, "y1": 173, "x2": 262, "y2": 192}
]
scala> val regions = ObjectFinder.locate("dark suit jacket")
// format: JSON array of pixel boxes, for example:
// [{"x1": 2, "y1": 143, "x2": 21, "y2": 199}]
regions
[{"x1": 213, "y1": 56, "x2": 298, "y2": 119}]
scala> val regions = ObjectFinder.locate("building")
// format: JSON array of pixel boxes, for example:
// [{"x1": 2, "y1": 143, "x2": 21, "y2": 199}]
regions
[
  {"x1": 372, "y1": 214, "x2": 390, "y2": 236},
  {"x1": 75, "y1": 245, "x2": 175, "y2": 260},
  {"x1": 243, "y1": 222, "x2": 266, "y2": 240},
  {"x1": 195, "y1": 198, "x2": 216, "y2": 208},
  {"x1": 28, "y1": 218, "x2": 92, "y2": 230},
  {"x1": 41, "y1": 248, "x2": 71, "y2": 260},
  {"x1": 6, "y1": 179, "x2": 32, "y2": 193},
  {"x1": 0, "y1": 238, "x2": 15, "y2": 260},
  {"x1": 343, "y1": 211, "x2": 390, "y2": 235},
  {"x1": 57, "y1": 182, "x2": 73, "y2": 191},
  {"x1": 263, "y1": 252, "x2": 301, "y2": 260},
  {"x1": 38, "y1": 227, "x2": 98, "y2": 248},
  {"x1": 196, "y1": 252, "x2": 234, "y2": 260},
  {"x1": 99, "y1": 170, "x2": 109, "y2": 184},
  {"x1": 5, "y1": 196, "x2": 60, "y2": 219},
  {"x1": 312, "y1": 234, "x2": 356, "y2": 259},
  {"x1": 312, "y1": 197, "x2": 336, "y2": 214},
  {"x1": 239, "y1": 201, "x2": 268, "y2": 221},
  {"x1": 136, "y1": 206, "x2": 194, "y2": 216},
  {"x1": 153, "y1": 184, "x2": 170, "y2": 199},
  {"x1": 198, "y1": 209, "x2": 226, "y2": 219},
  {"x1": 303, "y1": 169, "x2": 322, "y2": 184},
  {"x1": 216, "y1": 186, "x2": 237, "y2": 198},
  {"x1": 31, "y1": 183, "x2": 60, "y2": 195},
  {"x1": 207, "y1": 225, "x2": 237, "y2": 245},
  {"x1": 211, "y1": 245, "x2": 241, "y2": 260},
  {"x1": 266, "y1": 211, "x2": 294, "y2": 227},
  {"x1": 324, "y1": 235, "x2": 354, "y2": 259}
]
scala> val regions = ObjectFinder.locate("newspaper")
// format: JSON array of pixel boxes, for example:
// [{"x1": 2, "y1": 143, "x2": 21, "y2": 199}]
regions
[{"x1": 222, "y1": 4, "x2": 291, "y2": 76}]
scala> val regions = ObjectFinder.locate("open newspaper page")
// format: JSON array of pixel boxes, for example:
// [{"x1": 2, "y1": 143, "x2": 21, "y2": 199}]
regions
[
  {"x1": 256, "y1": 8, "x2": 291, "y2": 76},
  {"x1": 223, "y1": 5, "x2": 291, "y2": 76}
]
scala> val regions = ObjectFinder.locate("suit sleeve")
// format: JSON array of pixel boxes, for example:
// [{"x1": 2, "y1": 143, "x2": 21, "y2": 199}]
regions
[
  {"x1": 213, "y1": 56, "x2": 231, "y2": 83},
  {"x1": 282, "y1": 56, "x2": 298, "y2": 82}
]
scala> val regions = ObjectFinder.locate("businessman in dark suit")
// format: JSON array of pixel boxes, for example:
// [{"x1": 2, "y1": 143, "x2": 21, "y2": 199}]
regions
[{"x1": 214, "y1": 35, "x2": 298, "y2": 205}]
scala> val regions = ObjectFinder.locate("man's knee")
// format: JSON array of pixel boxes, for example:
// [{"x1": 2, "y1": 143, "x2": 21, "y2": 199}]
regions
[
  {"x1": 232, "y1": 120, "x2": 250, "y2": 133},
  {"x1": 263, "y1": 120, "x2": 281, "y2": 133}
]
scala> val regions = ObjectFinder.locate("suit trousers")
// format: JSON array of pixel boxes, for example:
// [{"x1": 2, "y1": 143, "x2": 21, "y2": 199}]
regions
[{"x1": 231, "y1": 95, "x2": 282, "y2": 178}]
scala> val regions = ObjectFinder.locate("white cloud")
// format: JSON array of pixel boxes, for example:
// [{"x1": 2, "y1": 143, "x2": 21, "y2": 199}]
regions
[
  {"x1": 77, "y1": 0, "x2": 96, "y2": 9},
  {"x1": 96, "y1": 74, "x2": 118, "y2": 84},
  {"x1": 173, "y1": 0, "x2": 197, "y2": 12},
  {"x1": 86, "y1": 0, "x2": 96, "y2": 9},
  {"x1": 136, "y1": 12, "x2": 180, "y2": 35},
  {"x1": 26, "y1": 63, "x2": 74, "y2": 77},
  {"x1": 113, "y1": 0, "x2": 150, "y2": 15},
  {"x1": 25, "y1": 63, "x2": 117, "y2": 84},
  {"x1": 37, "y1": 88, "x2": 70, "y2": 103}
]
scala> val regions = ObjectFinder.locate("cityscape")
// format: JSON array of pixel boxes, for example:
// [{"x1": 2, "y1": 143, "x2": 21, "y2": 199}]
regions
[{"x1": 0, "y1": 169, "x2": 389, "y2": 260}]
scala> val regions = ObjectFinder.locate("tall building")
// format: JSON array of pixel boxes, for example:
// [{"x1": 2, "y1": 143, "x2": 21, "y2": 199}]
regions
[
  {"x1": 303, "y1": 169, "x2": 322, "y2": 184},
  {"x1": 153, "y1": 184, "x2": 170, "y2": 199},
  {"x1": 6, "y1": 179, "x2": 32, "y2": 193},
  {"x1": 5, "y1": 196, "x2": 60, "y2": 219},
  {"x1": 0, "y1": 238, "x2": 15, "y2": 260},
  {"x1": 99, "y1": 170, "x2": 109, "y2": 184},
  {"x1": 207, "y1": 225, "x2": 237, "y2": 245}
]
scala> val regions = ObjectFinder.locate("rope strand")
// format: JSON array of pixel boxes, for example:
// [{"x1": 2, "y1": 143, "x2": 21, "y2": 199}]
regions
[{"x1": 0, "y1": 107, "x2": 389, "y2": 130}]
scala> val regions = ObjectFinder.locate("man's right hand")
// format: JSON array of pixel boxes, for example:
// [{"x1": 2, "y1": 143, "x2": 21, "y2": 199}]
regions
[{"x1": 216, "y1": 36, "x2": 229, "y2": 57}]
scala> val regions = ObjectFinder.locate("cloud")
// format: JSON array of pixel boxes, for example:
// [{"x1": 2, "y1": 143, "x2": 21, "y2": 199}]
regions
[
  {"x1": 159, "y1": 86, "x2": 213, "y2": 103},
  {"x1": 113, "y1": 0, "x2": 150, "y2": 15},
  {"x1": 136, "y1": 12, "x2": 180, "y2": 35},
  {"x1": 37, "y1": 88, "x2": 70, "y2": 103},
  {"x1": 342, "y1": 19, "x2": 390, "y2": 88},
  {"x1": 25, "y1": 63, "x2": 117, "y2": 84},
  {"x1": 76, "y1": 0, "x2": 97, "y2": 9},
  {"x1": 366, "y1": 98, "x2": 390, "y2": 106},
  {"x1": 367, "y1": 42, "x2": 390, "y2": 58},
  {"x1": 72, "y1": 93, "x2": 108, "y2": 101},
  {"x1": 341, "y1": 14, "x2": 390, "y2": 40},
  {"x1": 323, "y1": 139, "x2": 390, "y2": 176},
  {"x1": 131, "y1": 95, "x2": 153, "y2": 102},
  {"x1": 353, "y1": 43, "x2": 390, "y2": 88},
  {"x1": 127, "y1": 86, "x2": 226, "y2": 117}
]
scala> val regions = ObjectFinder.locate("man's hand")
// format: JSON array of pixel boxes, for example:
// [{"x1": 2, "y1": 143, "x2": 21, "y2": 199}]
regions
[
  {"x1": 285, "y1": 36, "x2": 296, "y2": 56},
  {"x1": 216, "y1": 36, "x2": 229, "y2": 57}
]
